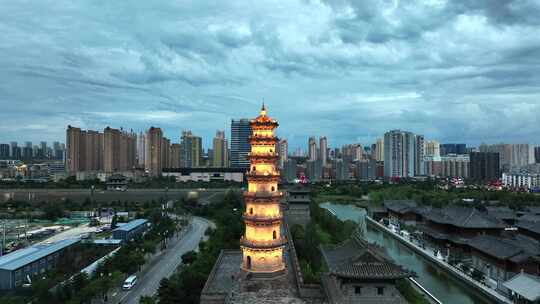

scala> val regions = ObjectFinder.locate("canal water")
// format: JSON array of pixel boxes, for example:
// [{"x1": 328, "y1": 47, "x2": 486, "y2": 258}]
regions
[{"x1": 320, "y1": 202, "x2": 490, "y2": 304}]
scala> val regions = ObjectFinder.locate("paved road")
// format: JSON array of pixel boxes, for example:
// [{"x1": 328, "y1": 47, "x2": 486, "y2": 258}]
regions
[
  {"x1": 0, "y1": 188, "x2": 230, "y2": 203},
  {"x1": 115, "y1": 216, "x2": 213, "y2": 304}
]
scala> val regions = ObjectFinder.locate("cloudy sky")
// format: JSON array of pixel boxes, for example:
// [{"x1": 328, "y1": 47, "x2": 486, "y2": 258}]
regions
[{"x1": 1, "y1": 0, "x2": 539, "y2": 150}]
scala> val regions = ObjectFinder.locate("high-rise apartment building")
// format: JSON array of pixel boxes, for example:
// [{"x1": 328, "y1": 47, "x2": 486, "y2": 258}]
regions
[
  {"x1": 212, "y1": 130, "x2": 228, "y2": 167},
  {"x1": 414, "y1": 135, "x2": 425, "y2": 176},
  {"x1": 510, "y1": 144, "x2": 534, "y2": 168},
  {"x1": 332, "y1": 159, "x2": 347, "y2": 181},
  {"x1": 67, "y1": 125, "x2": 137, "y2": 174},
  {"x1": 10, "y1": 142, "x2": 18, "y2": 159},
  {"x1": 480, "y1": 143, "x2": 534, "y2": 171},
  {"x1": 161, "y1": 137, "x2": 171, "y2": 168},
  {"x1": 0, "y1": 144, "x2": 10, "y2": 159},
  {"x1": 383, "y1": 130, "x2": 415, "y2": 178},
  {"x1": 283, "y1": 158, "x2": 297, "y2": 182},
  {"x1": 341, "y1": 144, "x2": 363, "y2": 164},
  {"x1": 441, "y1": 155, "x2": 469, "y2": 178},
  {"x1": 137, "y1": 131, "x2": 146, "y2": 167},
  {"x1": 306, "y1": 159, "x2": 323, "y2": 182},
  {"x1": 66, "y1": 126, "x2": 84, "y2": 173},
  {"x1": 231, "y1": 119, "x2": 252, "y2": 169},
  {"x1": 479, "y1": 144, "x2": 512, "y2": 171},
  {"x1": 308, "y1": 137, "x2": 317, "y2": 161},
  {"x1": 319, "y1": 137, "x2": 327, "y2": 166},
  {"x1": 145, "y1": 127, "x2": 163, "y2": 176},
  {"x1": 53, "y1": 141, "x2": 64, "y2": 160},
  {"x1": 22, "y1": 142, "x2": 33, "y2": 160},
  {"x1": 85, "y1": 130, "x2": 103, "y2": 171},
  {"x1": 440, "y1": 144, "x2": 466, "y2": 156},
  {"x1": 535, "y1": 146, "x2": 540, "y2": 164},
  {"x1": 39, "y1": 141, "x2": 47, "y2": 159},
  {"x1": 424, "y1": 140, "x2": 440, "y2": 158},
  {"x1": 374, "y1": 138, "x2": 384, "y2": 162},
  {"x1": 470, "y1": 152, "x2": 500, "y2": 181},
  {"x1": 103, "y1": 127, "x2": 121, "y2": 172},
  {"x1": 169, "y1": 143, "x2": 181, "y2": 169},
  {"x1": 180, "y1": 131, "x2": 202, "y2": 168},
  {"x1": 278, "y1": 139, "x2": 288, "y2": 169}
]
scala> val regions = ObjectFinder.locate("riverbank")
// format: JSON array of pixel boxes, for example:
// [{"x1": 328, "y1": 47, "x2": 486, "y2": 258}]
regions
[{"x1": 366, "y1": 216, "x2": 512, "y2": 304}]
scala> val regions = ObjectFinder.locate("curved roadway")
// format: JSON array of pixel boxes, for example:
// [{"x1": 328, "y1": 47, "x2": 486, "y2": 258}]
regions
[{"x1": 115, "y1": 216, "x2": 214, "y2": 303}]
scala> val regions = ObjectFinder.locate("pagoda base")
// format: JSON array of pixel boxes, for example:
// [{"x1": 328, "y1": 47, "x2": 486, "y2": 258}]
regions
[{"x1": 240, "y1": 266, "x2": 287, "y2": 279}]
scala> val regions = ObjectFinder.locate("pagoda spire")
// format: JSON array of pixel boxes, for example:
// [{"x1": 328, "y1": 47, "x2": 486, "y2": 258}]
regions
[{"x1": 260, "y1": 102, "x2": 267, "y2": 116}]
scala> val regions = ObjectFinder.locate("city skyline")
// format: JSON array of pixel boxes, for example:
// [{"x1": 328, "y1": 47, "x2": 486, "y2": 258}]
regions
[{"x1": 1, "y1": 1, "x2": 540, "y2": 148}]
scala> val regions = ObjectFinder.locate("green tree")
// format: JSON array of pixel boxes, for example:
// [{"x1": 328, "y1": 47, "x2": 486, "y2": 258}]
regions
[{"x1": 181, "y1": 251, "x2": 198, "y2": 265}]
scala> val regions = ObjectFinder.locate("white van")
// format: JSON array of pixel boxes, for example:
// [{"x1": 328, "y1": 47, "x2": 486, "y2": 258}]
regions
[{"x1": 122, "y1": 275, "x2": 138, "y2": 290}]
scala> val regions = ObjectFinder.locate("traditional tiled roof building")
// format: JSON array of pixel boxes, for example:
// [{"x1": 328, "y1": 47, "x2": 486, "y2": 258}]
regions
[
  {"x1": 320, "y1": 231, "x2": 412, "y2": 304},
  {"x1": 285, "y1": 185, "x2": 311, "y2": 228}
]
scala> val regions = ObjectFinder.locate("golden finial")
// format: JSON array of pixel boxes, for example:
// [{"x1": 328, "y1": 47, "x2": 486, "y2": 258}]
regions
[{"x1": 260, "y1": 102, "x2": 267, "y2": 116}]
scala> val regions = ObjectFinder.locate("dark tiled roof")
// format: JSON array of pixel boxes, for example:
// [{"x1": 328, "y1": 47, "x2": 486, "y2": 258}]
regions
[
  {"x1": 519, "y1": 213, "x2": 540, "y2": 223},
  {"x1": 486, "y1": 206, "x2": 517, "y2": 221},
  {"x1": 517, "y1": 220, "x2": 540, "y2": 235},
  {"x1": 368, "y1": 205, "x2": 387, "y2": 213},
  {"x1": 420, "y1": 224, "x2": 470, "y2": 244},
  {"x1": 383, "y1": 200, "x2": 417, "y2": 214},
  {"x1": 107, "y1": 173, "x2": 127, "y2": 181},
  {"x1": 526, "y1": 206, "x2": 540, "y2": 214},
  {"x1": 424, "y1": 206, "x2": 505, "y2": 229},
  {"x1": 469, "y1": 234, "x2": 540, "y2": 262},
  {"x1": 321, "y1": 232, "x2": 412, "y2": 280},
  {"x1": 286, "y1": 185, "x2": 311, "y2": 194}
]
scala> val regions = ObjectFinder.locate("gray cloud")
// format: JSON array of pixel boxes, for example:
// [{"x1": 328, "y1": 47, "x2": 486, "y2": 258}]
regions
[{"x1": 0, "y1": 0, "x2": 539, "y2": 149}]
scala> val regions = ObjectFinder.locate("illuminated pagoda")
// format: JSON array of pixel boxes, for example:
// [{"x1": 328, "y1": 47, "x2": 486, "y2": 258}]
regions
[{"x1": 240, "y1": 103, "x2": 287, "y2": 276}]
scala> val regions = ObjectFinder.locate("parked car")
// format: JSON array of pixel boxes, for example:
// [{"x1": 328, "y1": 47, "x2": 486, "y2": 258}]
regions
[{"x1": 122, "y1": 275, "x2": 138, "y2": 290}]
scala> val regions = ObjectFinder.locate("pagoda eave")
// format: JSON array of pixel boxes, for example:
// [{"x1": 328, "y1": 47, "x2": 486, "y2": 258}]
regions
[
  {"x1": 240, "y1": 237, "x2": 287, "y2": 249},
  {"x1": 243, "y1": 191, "x2": 283, "y2": 200}
]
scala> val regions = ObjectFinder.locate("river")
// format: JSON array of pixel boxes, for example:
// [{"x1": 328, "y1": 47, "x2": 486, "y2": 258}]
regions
[{"x1": 320, "y1": 202, "x2": 490, "y2": 304}]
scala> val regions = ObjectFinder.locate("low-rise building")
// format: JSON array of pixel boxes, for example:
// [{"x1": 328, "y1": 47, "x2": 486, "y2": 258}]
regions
[
  {"x1": 285, "y1": 185, "x2": 311, "y2": 228},
  {"x1": 106, "y1": 174, "x2": 128, "y2": 191},
  {"x1": 486, "y1": 206, "x2": 518, "y2": 225},
  {"x1": 469, "y1": 234, "x2": 540, "y2": 289},
  {"x1": 502, "y1": 172, "x2": 540, "y2": 191},
  {"x1": 0, "y1": 238, "x2": 80, "y2": 290},
  {"x1": 320, "y1": 231, "x2": 412, "y2": 304},
  {"x1": 384, "y1": 200, "x2": 419, "y2": 226},
  {"x1": 420, "y1": 206, "x2": 506, "y2": 260},
  {"x1": 112, "y1": 219, "x2": 149, "y2": 242},
  {"x1": 162, "y1": 168, "x2": 244, "y2": 183},
  {"x1": 503, "y1": 272, "x2": 540, "y2": 304},
  {"x1": 517, "y1": 221, "x2": 540, "y2": 242}
]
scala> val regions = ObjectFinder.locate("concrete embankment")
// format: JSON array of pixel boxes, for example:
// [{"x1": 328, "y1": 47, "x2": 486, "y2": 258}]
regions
[{"x1": 366, "y1": 216, "x2": 511, "y2": 304}]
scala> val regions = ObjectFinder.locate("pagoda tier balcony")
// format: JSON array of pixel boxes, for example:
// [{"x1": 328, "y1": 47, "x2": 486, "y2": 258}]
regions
[
  {"x1": 243, "y1": 213, "x2": 283, "y2": 222},
  {"x1": 246, "y1": 172, "x2": 280, "y2": 181},
  {"x1": 250, "y1": 118, "x2": 278, "y2": 127},
  {"x1": 243, "y1": 190, "x2": 283, "y2": 200},
  {"x1": 244, "y1": 196, "x2": 281, "y2": 206},
  {"x1": 247, "y1": 152, "x2": 279, "y2": 159},
  {"x1": 249, "y1": 137, "x2": 277, "y2": 144},
  {"x1": 240, "y1": 236, "x2": 287, "y2": 249},
  {"x1": 247, "y1": 159, "x2": 279, "y2": 167}
]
